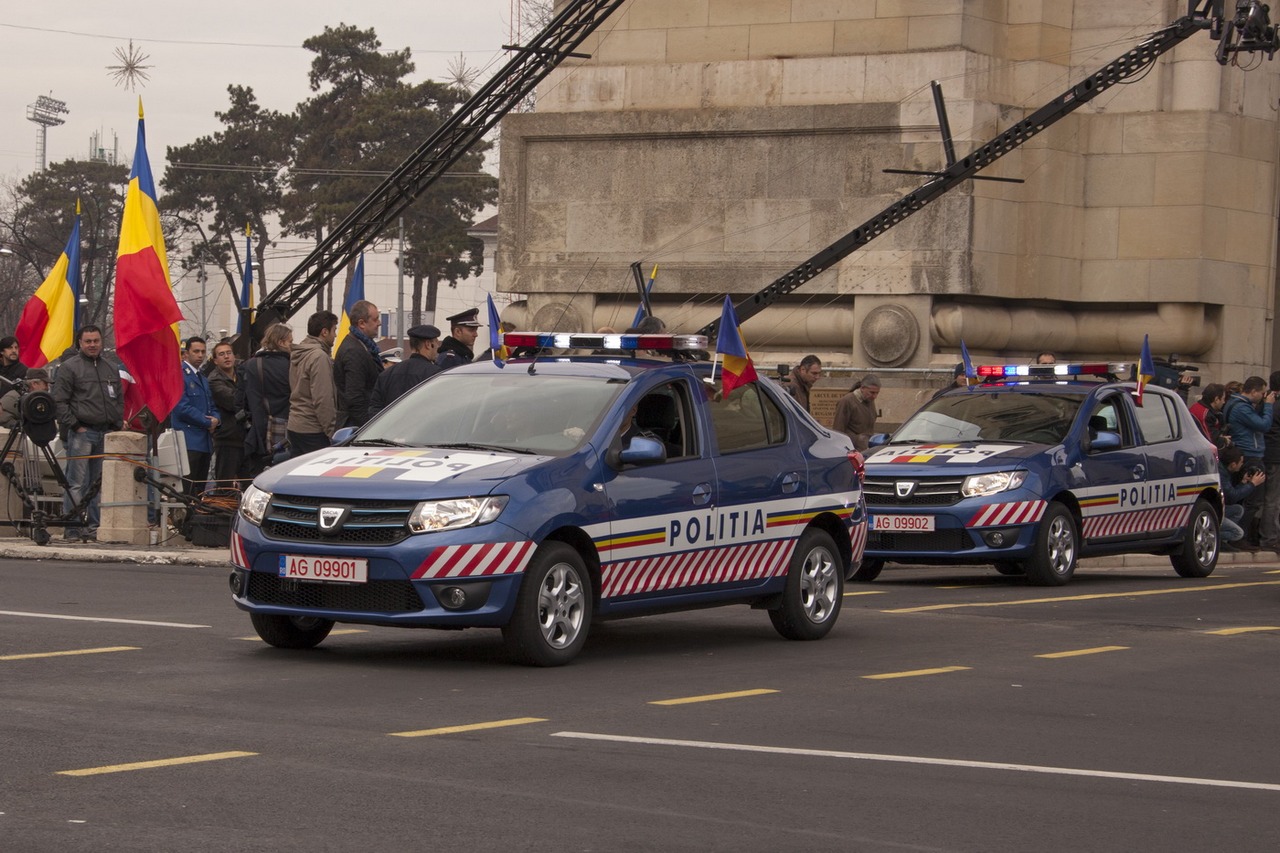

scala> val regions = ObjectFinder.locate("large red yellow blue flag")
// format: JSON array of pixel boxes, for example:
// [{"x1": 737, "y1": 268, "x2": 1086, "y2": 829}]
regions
[
  {"x1": 334, "y1": 253, "x2": 365, "y2": 351},
  {"x1": 715, "y1": 295, "x2": 758, "y2": 396},
  {"x1": 1136, "y1": 333, "x2": 1155, "y2": 407},
  {"x1": 15, "y1": 202, "x2": 81, "y2": 368},
  {"x1": 114, "y1": 101, "x2": 183, "y2": 422}
]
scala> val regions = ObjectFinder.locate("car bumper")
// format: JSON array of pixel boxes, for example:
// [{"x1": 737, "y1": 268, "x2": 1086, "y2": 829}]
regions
[{"x1": 863, "y1": 497, "x2": 1046, "y2": 563}]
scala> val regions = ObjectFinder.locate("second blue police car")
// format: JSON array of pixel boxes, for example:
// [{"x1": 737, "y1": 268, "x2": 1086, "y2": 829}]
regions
[
  {"x1": 858, "y1": 362, "x2": 1221, "y2": 586},
  {"x1": 230, "y1": 332, "x2": 868, "y2": 665}
]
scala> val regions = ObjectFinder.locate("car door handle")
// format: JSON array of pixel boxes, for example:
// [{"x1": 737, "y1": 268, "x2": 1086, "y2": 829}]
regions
[
  {"x1": 781, "y1": 472, "x2": 801, "y2": 494},
  {"x1": 692, "y1": 483, "x2": 713, "y2": 506}
]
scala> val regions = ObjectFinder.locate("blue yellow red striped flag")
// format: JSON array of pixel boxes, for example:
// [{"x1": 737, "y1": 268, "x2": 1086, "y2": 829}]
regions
[{"x1": 16, "y1": 203, "x2": 81, "y2": 368}]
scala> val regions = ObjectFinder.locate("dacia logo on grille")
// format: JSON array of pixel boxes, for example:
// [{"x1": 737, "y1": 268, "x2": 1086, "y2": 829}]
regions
[
  {"x1": 895, "y1": 481, "x2": 917, "y2": 499},
  {"x1": 318, "y1": 506, "x2": 349, "y2": 533}
]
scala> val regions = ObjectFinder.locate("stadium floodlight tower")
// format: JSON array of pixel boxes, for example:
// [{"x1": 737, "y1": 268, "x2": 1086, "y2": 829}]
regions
[{"x1": 27, "y1": 95, "x2": 69, "y2": 171}]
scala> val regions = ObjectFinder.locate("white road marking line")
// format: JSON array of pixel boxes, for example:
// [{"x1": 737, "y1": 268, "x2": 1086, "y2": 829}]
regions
[
  {"x1": 551, "y1": 732, "x2": 1280, "y2": 792},
  {"x1": 0, "y1": 611, "x2": 209, "y2": 628}
]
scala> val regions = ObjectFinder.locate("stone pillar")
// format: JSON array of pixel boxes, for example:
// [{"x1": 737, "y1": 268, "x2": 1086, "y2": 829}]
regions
[{"x1": 99, "y1": 431, "x2": 149, "y2": 545}]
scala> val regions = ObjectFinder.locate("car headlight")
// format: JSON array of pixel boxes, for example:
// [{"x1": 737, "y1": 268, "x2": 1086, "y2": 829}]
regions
[
  {"x1": 961, "y1": 471, "x2": 1027, "y2": 498},
  {"x1": 240, "y1": 484, "x2": 273, "y2": 526},
  {"x1": 407, "y1": 496, "x2": 509, "y2": 533}
]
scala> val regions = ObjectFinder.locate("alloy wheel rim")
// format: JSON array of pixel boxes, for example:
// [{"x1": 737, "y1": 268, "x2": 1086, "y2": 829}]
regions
[
  {"x1": 537, "y1": 563, "x2": 585, "y2": 649},
  {"x1": 800, "y1": 546, "x2": 838, "y2": 623}
]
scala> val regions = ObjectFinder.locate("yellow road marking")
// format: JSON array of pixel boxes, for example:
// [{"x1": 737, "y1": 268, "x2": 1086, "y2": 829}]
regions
[
  {"x1": 843, "y1": 590, "x2": 889, "y2": 597},
  {"x1": 650, "y1": 689, "x2": 779, "y2": 706},
  {"x1": 1, "y1": 646, "x2": 139, "y2": 662},
  {"x1": 884, "y1": 580, "x2": 1280, "y2": 613},
  {"x1": 1036, "y1": 646, "x2": 1128, "y2": 659},
  {"x1": 389, "y1": 717, "x2": 547, "y2": 738},
  {"x1": 235, "y1": 628, "x2": 367, "y2": 641},
  {"x1": 1203, "y1": 626, "x2": 1280, "y2": 636},
  {"x1": 862, "y1": 666, "x2": 971, "y2": 680},
  {"x1": 58, "y1": 751, "x2": 256, "y2": 777}
]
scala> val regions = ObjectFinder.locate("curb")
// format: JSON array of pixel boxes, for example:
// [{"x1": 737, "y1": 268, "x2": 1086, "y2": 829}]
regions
[{"x1": 0, "y1": 540, "x2": 228, "y2": 566}]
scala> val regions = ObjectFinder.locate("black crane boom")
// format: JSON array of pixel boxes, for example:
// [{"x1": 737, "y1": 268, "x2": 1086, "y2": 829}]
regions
[{"x1": 252, "y1": 0, "x2": 628, "y2": 338}]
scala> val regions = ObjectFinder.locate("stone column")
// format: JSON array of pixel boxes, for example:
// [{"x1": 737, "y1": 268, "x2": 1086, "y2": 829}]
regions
[{"x1": 99, "y1": 431, "x2": 149, "y2": 545}]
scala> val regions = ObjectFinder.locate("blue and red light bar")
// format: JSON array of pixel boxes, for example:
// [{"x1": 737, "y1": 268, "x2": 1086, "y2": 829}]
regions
[
  {"x1": 503, "y1": 332, "x2": 708, "y2": 352},
  {"x1": 976, "y1": 362, "x2": 1129, "y2": 378}
]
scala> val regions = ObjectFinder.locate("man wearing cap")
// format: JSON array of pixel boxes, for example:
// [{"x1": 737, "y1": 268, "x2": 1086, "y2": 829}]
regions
[
  {"x1": 0, "y1": 367, "x2": 50, "y2": 428},
  {"x1": 369, "y1": 325, "x2": 442, "y2": 416},
  {"x1": 832, "y1": 374, "x2": 882, "y2": 451},
  {"x1": 932, "y1": 363, "x2": 970, "y2": 400},
  {"x1": 436, "y1": 307, "x2": 481, "y2": 371},
  {"x1": 334, "y1": 299, "x2": 384, "y2": 429}
]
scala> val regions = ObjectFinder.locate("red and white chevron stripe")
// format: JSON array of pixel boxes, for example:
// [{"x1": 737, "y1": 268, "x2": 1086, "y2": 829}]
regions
[
  {"x1": 412, "y1": 541, "x2": 536, "y2": 579},
  {"x1": 968, "y1": 500, "x2": 1047, "y2": 528},
  {"x1": 602, "y1": 538, "x2": 795, "y2": 598},
  {"x1": 850, "y1": 519, "x2": 868, "y2": 563},
  {"x1": 1082, "y1": 504, "x2": 1192, "y2": 539},
  {"x1": 229, "y1": 532, "x2": 249, "y2": 569}
]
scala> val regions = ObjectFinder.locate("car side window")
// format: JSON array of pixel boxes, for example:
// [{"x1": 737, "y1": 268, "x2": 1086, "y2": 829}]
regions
[
  {"x1": 710, "y1": 382, "x2": 787, "y2": 453},
  {"x1": 1087, "y1": 395, "x2": 1135, "y2": 449},
  {"x1": 1133, "y1": 394, "x2": 1178, "y2": 444},
  {"x1": 633, "y1": 382, "x2": 696, "y2": 460}
]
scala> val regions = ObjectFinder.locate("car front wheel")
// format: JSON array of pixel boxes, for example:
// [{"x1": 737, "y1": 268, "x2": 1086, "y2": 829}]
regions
[
  {"x1": 250, "y1": 613, "x2": 334, "y2": 649},
  {"x1": 1171, "y1": 498, "x2": 1219, "y2": 578},
  {"x1": 770, "y1": 529, "x2": 843, "y2": 640},
  {"x1": 503, "y1": 542, "x2": 592, "y2": 666},
  {"x1": 1024, "y1": 503, "x2": 1077, "y2": 586}
]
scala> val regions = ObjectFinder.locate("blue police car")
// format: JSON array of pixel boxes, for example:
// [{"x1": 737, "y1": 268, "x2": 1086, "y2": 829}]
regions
[
  {"x1": 230, "y1": 332, "x2": 868, "y2": 665},
  {"x1": 858, "y1": 363, "x2": 1221, "y2": 586}
]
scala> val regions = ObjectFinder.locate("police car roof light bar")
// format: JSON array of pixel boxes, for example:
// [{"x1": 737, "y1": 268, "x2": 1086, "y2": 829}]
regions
[
  {"x1": 976, "y1": 362, "x2": 1129, "y2": 379},
  {"x1": 503, "y1": 332, "x2": 709, "y2": 352}
]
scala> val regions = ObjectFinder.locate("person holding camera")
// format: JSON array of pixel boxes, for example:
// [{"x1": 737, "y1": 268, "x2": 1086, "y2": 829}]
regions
[
  {"x1": 1218, "y1": 446, "x2": 1265, "y2": 551},
  {"x1": 0, "y1": 367, "x2": 49, "y2": 428},
  {"x1": 1223, "y1": 375, "x2": 1274, "y2": 545},
  {"x1": 207, "y1": 340, "x2": 246, "y2": 491}
]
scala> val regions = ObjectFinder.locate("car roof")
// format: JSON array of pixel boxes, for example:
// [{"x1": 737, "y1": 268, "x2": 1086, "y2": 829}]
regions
[{"x1": 451, "y1": 354, "x2": 710, "y2": 382}]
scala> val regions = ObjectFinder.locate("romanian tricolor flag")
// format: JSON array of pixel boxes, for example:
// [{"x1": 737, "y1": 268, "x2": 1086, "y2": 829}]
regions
[
  {"x1": 238, "y1": 225, "x2": 254, "y2": 334},
  {"x1": 1136, "y1": 333, "x2": 1155, "y2": 407},
  {"x1": 334, "y1": 253, "x2": 365, "y2": 352},
  {"x1": 114, "y1": 101, "x2": 183, "y2": 422},
  {"x1": 486, "y1": 292, "x2": 508, "y2": 368},
  {"x1": 15, "y1": 203, "x2": 81, "y2": 368},
  {"x1": 715, "y1": 295, "x2": 757, "y2": 396}
]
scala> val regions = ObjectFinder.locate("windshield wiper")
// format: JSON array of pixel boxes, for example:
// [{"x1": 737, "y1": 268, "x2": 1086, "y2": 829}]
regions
[
  {"x1": 431, "y1": 441, "x2": 534, "y2": 455},
  {"x1": 350, "y1": 438, "x2": 413, "y2": 447}
]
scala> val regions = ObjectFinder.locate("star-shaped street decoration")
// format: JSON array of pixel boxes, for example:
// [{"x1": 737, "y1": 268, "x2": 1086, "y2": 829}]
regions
[{"x1": 107, "y1": 40, "x2": 152, "y2": 91}]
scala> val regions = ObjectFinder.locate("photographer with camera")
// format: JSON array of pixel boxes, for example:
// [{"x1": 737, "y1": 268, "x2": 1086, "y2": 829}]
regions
[
  {"x1": 1218, "y1": 446, "x2": 1265, "y2": 551},
  {"x1": 1223, "y1": 375, "x2": 1274, "y2": 546},
  {"x1": 0, "y1": 367, "x2": 50, "y2": 428}
]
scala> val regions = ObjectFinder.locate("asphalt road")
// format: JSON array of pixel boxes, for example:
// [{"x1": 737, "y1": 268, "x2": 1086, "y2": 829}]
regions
[{"x1": 3, "y1": 556, "x2": 1279, "y2": 852}]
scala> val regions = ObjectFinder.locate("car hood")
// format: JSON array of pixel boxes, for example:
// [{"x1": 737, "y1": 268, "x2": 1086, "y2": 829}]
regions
[
  {"x1": 252, "y1": 446, "x2": 553, "y2": 499},
  {"x1": 864, "y1": 440, "x2": 1046, "y2": 473}
]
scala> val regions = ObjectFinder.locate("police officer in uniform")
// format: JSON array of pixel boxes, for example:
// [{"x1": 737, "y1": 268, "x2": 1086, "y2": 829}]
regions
[
  {"x1": 436, "y1": 308, "x2": 482, "y2": 370},
  {"x1": 369, "y1": 325, "x2": 442, "y2": 416}
]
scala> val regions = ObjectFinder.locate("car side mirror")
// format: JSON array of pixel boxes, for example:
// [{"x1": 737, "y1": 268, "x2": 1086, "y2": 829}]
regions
[
  {"x1": 331, "y1": 426, "x2": 357, "y2": 445},
  {"x1": 618, "y1": 435, "x2": 667, "y2": 466},
  {"x1": 1088, "y1": 430, "x2": 1122, "y2": 452},
  {"x1": 868, "y1": 433, "x2": 889, "y2": 448}
]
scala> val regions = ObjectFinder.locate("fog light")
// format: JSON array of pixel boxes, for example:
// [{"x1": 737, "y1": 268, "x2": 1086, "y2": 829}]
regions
[
  {"x1": 435, "y1": 581, "x2": 493, "y2": 611},
  {"x1": 982, "y1": 529, "x2": 1014, "y2": 548},
  {"x1": 229, "y1": 570, "x2": 244, "y2": 595},
  {"x1": 441, "y1": 586, "x2": 467, "y2": 609}
]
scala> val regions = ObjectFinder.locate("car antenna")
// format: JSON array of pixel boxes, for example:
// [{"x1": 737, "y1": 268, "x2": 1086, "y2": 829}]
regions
[{"x1": 529, "y1": 257, "x2": 598, "y2": 374}]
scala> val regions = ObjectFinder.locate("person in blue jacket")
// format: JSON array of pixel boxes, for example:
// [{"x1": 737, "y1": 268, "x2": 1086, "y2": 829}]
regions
[
  {"x1": 1223, "y1": 375, "x2": 1274, "y2": 544},
  {"x1": 173, "y1": 336, "x2": 219, "y2": 499}
]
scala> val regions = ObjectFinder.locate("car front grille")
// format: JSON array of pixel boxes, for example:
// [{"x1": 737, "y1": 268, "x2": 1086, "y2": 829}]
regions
[
  {"x1": 863, "y1": 476, "x2": 965, "y2": 507},
  {"x1": 247, "y1": 571, "x2": 425, "y2": 612},
  {"x1": 868, "y1": 528, "x2": 974, "y2": 552},
  {"x1": 263, "y1": 494, "x2": 417, "y2": 545}
]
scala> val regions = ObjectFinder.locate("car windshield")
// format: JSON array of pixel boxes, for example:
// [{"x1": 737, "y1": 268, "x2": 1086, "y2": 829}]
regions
[
  {"x1": 359, "y1": 372, "x2": 626, "y2": 455},
  {"x1": 894, "y1": 389, "x2": 1084, "y2": 445}
]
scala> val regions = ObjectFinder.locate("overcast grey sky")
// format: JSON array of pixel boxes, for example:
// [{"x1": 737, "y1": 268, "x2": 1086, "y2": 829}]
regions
[{"x1": 0, "y1": 1, "x2": 520, "y2": 180}]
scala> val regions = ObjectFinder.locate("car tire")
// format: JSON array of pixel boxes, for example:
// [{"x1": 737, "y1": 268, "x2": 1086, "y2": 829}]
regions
[
  {"x1": 503, "y1": 542, "x2": 592, "y2": 667},
  {"x1": 850, "y1": 558, "x2": 884, "y2": 582},
  {"x1": 1024, "y1": 503, "x2": 1077, "y2": 586},
  {"x1": 994, "y1": 561, "x2": 1025, "y2": 576},
  {"x1": 770, "y1": 529, "x2": 843, "y2": 640},
  {"x1": 1170, "y1": 498, "x2": 1219, "y2": 578},
  {"x1": 250, "y1": 613, "x2": 334, "y2": 649}
]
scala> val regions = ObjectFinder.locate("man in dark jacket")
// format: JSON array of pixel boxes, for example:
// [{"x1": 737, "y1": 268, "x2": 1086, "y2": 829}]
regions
[
  {"x1": 1224, "y1": 375, "x2": 1274, "y2": 543},
  {"x1": 436, "y1": 307, "x2": 481, "y2": 370},
  {"x1": 207, "y1": 340, "x2": 245, "y2": 489},
  {"x1": 52, "y1": 325, "x2": 123, "y2": 542},
  {"x1": 240, "y1": 322, "x2": 293, "y2": 476},
  {"x1": 334, "y1": 299, "x2": 384, "y2": 428},
  {"x1": 370, "y1": 324, "x2": 441, "y2": 416}
]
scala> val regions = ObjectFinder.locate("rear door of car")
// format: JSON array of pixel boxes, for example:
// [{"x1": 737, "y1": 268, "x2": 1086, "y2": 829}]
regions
[{"x1": 1129, "y1": 389, "x2": 1206, "y2": 541}]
